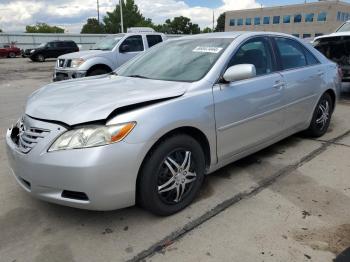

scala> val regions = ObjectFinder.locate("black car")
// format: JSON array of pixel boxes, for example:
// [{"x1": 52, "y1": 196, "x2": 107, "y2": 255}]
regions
[{"x1": 29, "y1": 40, "x2": 79, "y2": 62}]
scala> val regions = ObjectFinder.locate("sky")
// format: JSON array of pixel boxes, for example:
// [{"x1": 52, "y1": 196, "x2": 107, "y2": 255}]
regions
[{"x1": 0, "y1": 0, "x2": 348, "y2": 33}]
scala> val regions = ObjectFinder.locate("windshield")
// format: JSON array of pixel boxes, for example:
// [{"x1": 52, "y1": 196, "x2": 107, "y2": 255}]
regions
[
  {"x1": 117, "y1": 38, "x2": 233, "y2": 82},
  {"x1": 337, "y1": 22, "x2": 350, "y2": 32},
  {"x1": 38, "y1": 43, "x2": 46, "y2": 48},
  {"x1": 91, "y1": 35, "x2": 124, "y2": 50}
]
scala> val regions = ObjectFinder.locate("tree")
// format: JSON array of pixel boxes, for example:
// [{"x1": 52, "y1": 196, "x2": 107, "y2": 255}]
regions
[
  {"x1": 215, "y1": 13, "x2": 225, "y2": 32},
  {"x1": 158, "y1": 16, "x2": 200, "y2": 34},
  {"x1": 201, "y1": 27, "x2": 213, "y2": 33},
  {"x1": 81, "y1": 18, "x2": 105, "y2": 34},
  {"x1": 103, "y1": 0, "x2": 153, "y2": 33},
  {"x1": 26, "y1": 23, "x2": 64, "y2": 33}
]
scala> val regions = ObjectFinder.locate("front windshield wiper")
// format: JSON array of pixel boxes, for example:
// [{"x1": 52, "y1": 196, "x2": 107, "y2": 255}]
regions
[{"x1": 126, "y1": 74, "x2": 150, "y2": 79}]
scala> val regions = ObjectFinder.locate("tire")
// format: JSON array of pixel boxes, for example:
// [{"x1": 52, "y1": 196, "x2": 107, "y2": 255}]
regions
[
  {"x1": 36, "y1": 54, "x2": 45, "y2": 62},
  {"x1": 87, "y1": 68, "x2": 109, "y2": 76},
  {"x1": 138, "y1": 134, "x2": 205, "y2": 216},
  {"x1": 8, "y1": 52, "x2": 16, "y2": 58},
  {"x1": 305, "y1": 92, "x2": 333, "y2": 138}
]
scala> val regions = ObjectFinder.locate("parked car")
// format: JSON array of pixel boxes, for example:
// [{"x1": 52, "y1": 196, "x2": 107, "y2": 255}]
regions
[
  {"x1": 53, "y1": 29, "x2": 166, "y2": 81},
  {"x1": 29, "y1": 40, "x2": 79, "y2": 62},
  {"x1": 21, "y1": 48, "x2": 34, "y2": 57},
  {"x1": 0, "y1": 44, "x2": 21, "y2": 58},
  {"x1": 6, "y1": 32, "x2": 341, "y2": 216},
  {"x1": 314, "y1": 20, "x2": 350, "y2": 81}
]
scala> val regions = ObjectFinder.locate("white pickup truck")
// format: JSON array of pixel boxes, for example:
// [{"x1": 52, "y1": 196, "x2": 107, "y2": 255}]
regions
[
  {"x1": 53, "y1": 28, "x2": 166, "y2": 81},
  {"x1": 314, "y1": 21, "x2": 350, "y2": 81}
]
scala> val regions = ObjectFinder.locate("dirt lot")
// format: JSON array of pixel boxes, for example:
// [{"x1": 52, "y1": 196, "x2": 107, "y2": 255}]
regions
[{"x1": 0, "y1": 58, "x2": 350, "y2": 262}]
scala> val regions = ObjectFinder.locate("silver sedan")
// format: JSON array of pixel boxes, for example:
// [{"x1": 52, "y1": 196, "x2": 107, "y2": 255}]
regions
[{"x1": 6, "y1": 32, "x2": 341, "y2": 215}]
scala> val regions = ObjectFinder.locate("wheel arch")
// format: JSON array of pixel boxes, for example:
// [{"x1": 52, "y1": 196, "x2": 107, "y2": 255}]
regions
[
  {"x1": 136, "y1": 126, "x2": 212, "y2": 201},
  {"x1": 86, "y1": 64, "x2": 113, "y2": 76}
]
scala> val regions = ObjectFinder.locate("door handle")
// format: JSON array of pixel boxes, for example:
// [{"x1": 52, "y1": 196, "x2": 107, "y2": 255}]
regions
[
  {"x1": 273, "y1": 81, "x2": 285, "y2": 89},
  {"x1": 317, "y1": 71, "x2": 325, "y2": 76}
]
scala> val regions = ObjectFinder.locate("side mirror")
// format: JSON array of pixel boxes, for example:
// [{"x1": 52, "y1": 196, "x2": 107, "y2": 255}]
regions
[
  {"x1": 120, "y1": 44, "x2": 129, "y2": 53},
  {"x1": 223, "y1": 64, "x2": 256, "y2": 82}
]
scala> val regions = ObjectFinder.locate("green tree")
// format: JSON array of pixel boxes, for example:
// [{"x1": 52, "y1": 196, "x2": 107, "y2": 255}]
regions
[
  {"x1": 201, "y1": 27, "x2": 213, "y2": 33},
  {"x1": 26, "y1": 23, "x2": 64, "y2": 33},
  {"x1": 103, "y1": 0, "x2": 152, "y2": 33},
  {"x1": 81, "y1": 18, "x2": 105, "y2": 34},
  {"x1": 158, "y1": 16, "x2": 200, "y2": 34},
  {"x1": 215, "y1": 13, "x2": 225, "y2": 32}
]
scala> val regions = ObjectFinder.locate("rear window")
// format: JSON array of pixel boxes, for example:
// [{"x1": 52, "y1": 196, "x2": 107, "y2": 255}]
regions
[{"x1": 146, "y1": 35, "x2": 163, "y2": 48}]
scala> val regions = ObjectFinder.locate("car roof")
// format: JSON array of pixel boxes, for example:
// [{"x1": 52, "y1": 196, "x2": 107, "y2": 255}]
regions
[{"x1": 177, "y1": 31, "x2": 298, "y2": 40}]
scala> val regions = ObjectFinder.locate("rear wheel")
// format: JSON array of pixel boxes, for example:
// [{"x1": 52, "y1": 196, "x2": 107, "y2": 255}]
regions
[
  {"x1": 305, "y1": 93, "x2": 333, "y2": 138},
  {"x1": 8, "y1": 52, "x2": 16, "y2": 58},
  {"x1": 138, "y1": 134, "x2": 205, "y2": 216}
]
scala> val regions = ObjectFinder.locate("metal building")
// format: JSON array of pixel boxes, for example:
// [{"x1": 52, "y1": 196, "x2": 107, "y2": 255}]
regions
[{"x1": 225, "y1": 0, "x2": 350, "y2": 38}]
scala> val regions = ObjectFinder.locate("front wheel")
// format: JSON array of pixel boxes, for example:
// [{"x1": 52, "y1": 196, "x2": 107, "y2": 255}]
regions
[
  {"x1": 8, "y1": 52, "x2": 16, "y2": 58},
  {"x1": 305, "y1": 93, "x2": 333, "y2": 138},
  {"x1": 138, "y1": 134, "x2": 205, "y2": 216},
  {"x1": 36, "y1": 54, "x2": 45, "y2": 62}
]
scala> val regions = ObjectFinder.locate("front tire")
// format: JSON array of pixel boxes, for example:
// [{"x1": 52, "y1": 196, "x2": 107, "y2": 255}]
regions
[
  {"x1": 8, "y1": 52, "x2": 16, "y2": 58},
  {"x1": 305, "y1": 93, "x2": 333, "y2": 138},
  {"x1": 138, "y1": 134, "x2": 205, "y2": 216},
  {"x1": 36, "y1": 54, "x2": 45, "y2": 62},
  {"x1": 87, "y1": 68, "x2": 109, "y2": 76}
]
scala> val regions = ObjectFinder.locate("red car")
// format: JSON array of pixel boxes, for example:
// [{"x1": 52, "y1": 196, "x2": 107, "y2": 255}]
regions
[{"x1": 0, "y1": 44, "x2": 21, "y2": 58}]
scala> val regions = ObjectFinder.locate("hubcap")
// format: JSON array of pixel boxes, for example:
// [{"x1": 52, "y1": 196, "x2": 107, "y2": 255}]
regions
[
  {"x1": 157, "y1": 150, "x2": 197, "y2": 204},
  {"x1": 315, "y1": 100, "x2": 330, "y2": 130}
]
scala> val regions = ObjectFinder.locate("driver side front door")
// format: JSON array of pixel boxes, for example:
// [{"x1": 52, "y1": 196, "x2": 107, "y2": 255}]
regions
[{"x1": 213, "y1": 37, "x2": 286, "y2": 161}]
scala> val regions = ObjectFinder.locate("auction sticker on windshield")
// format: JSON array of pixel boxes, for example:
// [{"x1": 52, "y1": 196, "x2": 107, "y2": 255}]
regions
[{"x1": 193, "y1": 46, "x2": 223, "y2": 53}]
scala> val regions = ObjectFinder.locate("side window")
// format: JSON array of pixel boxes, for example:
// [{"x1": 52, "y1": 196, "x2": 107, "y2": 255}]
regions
[
  {"x1": 304, "y1": 47, "x2": 319, "y2": 65},
  {"x1": 146, "y1": 35, "x2": 163, "y2": 48},
  {"x1": 47, "y1": 42, "x2": 56, "y2": 48},
  {"x1": 275, "y1": 38, "x2": 307, "y2": 70},
  {"x1": 228, "y1": 38, "x2": 274, "y2": 76},
  {"x1": 121, "y1": 35, "x2": 144, "y2": 52}
]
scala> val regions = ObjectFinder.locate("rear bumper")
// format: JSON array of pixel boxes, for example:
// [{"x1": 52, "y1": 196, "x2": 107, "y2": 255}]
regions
[{"x1": 53, "y1": 68, "x2": 87, "y2": 82}]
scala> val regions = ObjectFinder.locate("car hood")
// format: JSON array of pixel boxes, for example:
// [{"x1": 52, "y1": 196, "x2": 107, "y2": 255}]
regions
[
  {"x1": 25, "y1": 75, "x2": 189, "y2": 126},
  {"x1": 58, "y1": 50, "x2": 112, "y2": 60},
  {"x1": 314, "y1": 32, "x2": 350, "y2": 41}
]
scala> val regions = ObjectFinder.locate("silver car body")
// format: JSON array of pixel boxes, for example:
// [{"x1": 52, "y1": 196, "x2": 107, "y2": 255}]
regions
[
  {"x1": 6, "y1": 32, "x2": 341, "y2": 210},
  {"x1": 53, "y1": 32, "x2": 166, "y2": 81}
]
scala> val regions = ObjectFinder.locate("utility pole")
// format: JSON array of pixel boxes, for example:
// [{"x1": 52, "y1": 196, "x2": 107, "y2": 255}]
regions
[
  {"x1": 120, "y1": 0, "x2": 124, "y2": 33},
  {"x1": 212, "y1": 10, "x2": 215, "y2": 32},
  {"x1": 97, "y1": 0, "x2": 100, "y2": 23}
]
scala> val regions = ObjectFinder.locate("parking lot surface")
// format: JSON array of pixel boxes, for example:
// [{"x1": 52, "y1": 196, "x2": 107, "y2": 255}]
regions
[{"x1": 0, "y1": 58, "x2": 350, "y2": 262}]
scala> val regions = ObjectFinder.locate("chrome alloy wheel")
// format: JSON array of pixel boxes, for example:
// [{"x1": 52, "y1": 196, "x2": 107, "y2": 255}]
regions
[
  {"x1": 315, "y1": 100, "x2": 330, "y2": 131},
  {"x1": 157, "y1": 150, "x2": 197, "y2": 204}
]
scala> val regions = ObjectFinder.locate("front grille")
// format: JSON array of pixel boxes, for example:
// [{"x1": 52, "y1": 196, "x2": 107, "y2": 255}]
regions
[
  {"x1": 58, "y1": 59, "x2": 65, "y2": 68},
  {"x1": 11, "y1": 119, "x2": 50, "y2": 154},
  {"x1": 57, "y1": 59, "x2": 72, "y2": 68}
]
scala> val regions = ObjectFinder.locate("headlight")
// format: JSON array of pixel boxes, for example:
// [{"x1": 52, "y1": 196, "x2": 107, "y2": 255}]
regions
[
  {"x1": 71, "y1": 58, "x2": 85, "y2": 68},
  {"x1": 48, "y1": 122, "x2": 136, "y2": 152},
  {"x1": 30, "y1": 49, "x2": 35, "y2": 53}
]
